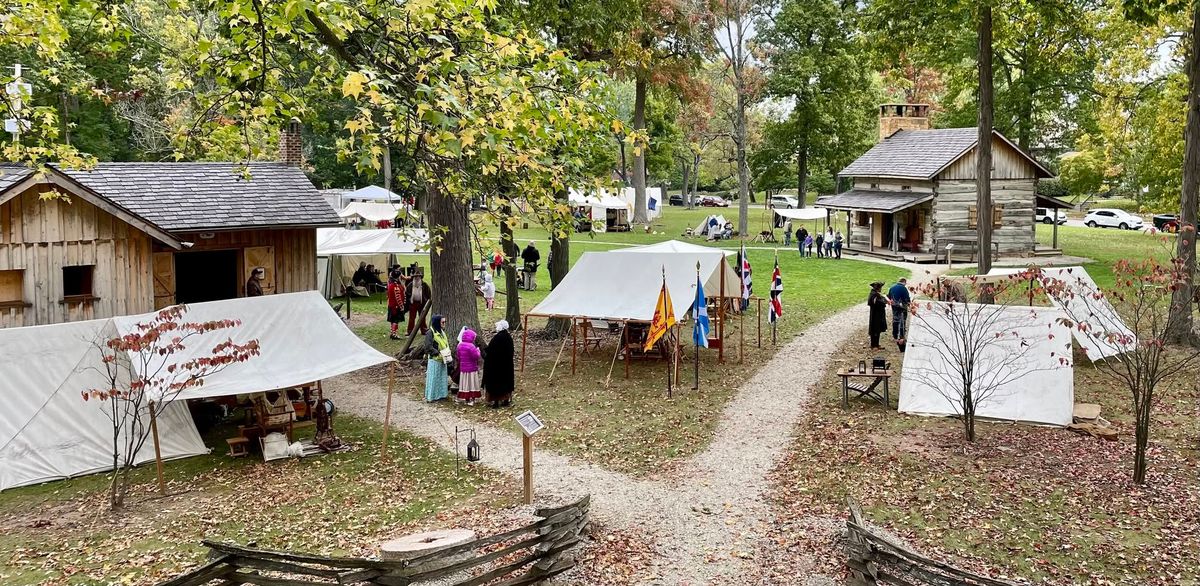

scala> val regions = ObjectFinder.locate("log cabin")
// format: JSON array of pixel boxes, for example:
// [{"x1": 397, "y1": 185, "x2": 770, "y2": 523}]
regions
[
  {"x1": 816, "y1": 104, "x2": 1068, "y2": 262},
  {"x1": 0, "y1": 140, "x2": 338, "y2": 328}
]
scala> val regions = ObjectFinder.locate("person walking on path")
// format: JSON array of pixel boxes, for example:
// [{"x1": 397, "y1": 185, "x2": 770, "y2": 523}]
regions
[
  {"x1": 456, "y1": 328, "x2": 483, "y2": 405},
  {"x1": 888, "y1": 278, "x2": 911, "y2": 341},
  {"x1": 482, "y1": 319, "x2": 515, "y2": 408},
  {"x1": 868, "y1": 281, "x2": 888, "y2": 349},
  {"x1": 406, "y1": 272, "x2": 432, "y2": 335},
  {"x1": 424, "y1": 315, "x2": 451, "y2": 402},
  {"x1": 783, "y1": 219, "x2": 793, "y2": 246},
  {"x1": 834, "y1": 231, "x2": 844, "y2": 259},
  {"x1": 815, "y1": 232, "x2": 825, "y2": 258},
  {"x1": 386, "y1": 270, "x2": 406, "y2": 340}
]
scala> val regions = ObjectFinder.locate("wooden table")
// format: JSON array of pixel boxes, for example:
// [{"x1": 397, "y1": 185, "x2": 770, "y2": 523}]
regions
[{"x1": 838, "y1": 368, "x2": 892, "y2": 409}]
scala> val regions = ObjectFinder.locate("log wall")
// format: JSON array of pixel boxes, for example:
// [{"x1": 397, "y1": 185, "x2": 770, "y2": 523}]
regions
[
  {"x1": 931, "y1": 179, "x2": 1037, "y2": 254},
  {"x1": 0, "y1": 187, "x2": 154, "y2": 327},
  {"x1": 852, "y1": 178, "x2": 935, "y2": 193},
  {"x1": 151, "y1": 228, "x2": 317, "y2": 307}
]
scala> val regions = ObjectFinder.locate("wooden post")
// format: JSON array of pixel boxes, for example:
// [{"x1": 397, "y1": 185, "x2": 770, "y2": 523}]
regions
[
  {"x1": 605, "y1": 322, "x2": 624, "y2": 388},
  {"x1": 522, "y1": 434, "x2": 534, "y2": 505},
  {"x1": 381, "y1": 361, "x2": 396, "y2": 461},
  {"x1": 1052, "y1": 213, "x2": 1059, "y2": 249},
  {"x1": 756, "y1": 297, "x2": 762, "y2": 348},
  {"x1": 520, "y1": 315, "x2": 529, "y2": 372},
  {"x1": 718, "y1": 262, "x2": 725, "y2": 363},
  {"x1": 149, "y1": 401, "x2": 165, "y2": 496},
  {"x1": 739, "y1": 304, "x2": 745, "y2": 364},
  {"x1": 623, "y1": 322, "x2": 630, "y2": 379}
]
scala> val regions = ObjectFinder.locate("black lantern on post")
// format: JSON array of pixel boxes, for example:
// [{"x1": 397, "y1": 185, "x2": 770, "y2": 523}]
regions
[
  {"x1": 455, "y1": 426, "x2": 482, "y2": 475},
  {"x1": 467, "y1": 432, "x2": 481, "y2": 462}
]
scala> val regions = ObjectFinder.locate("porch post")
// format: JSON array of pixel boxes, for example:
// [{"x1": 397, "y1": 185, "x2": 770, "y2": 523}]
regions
[
  {"x1": 868, "y1": 216, "x2": 874, "y2": 252},
  {"x1": 892, "y1": 214, "x2": 900, "y2": 253},
  {"x1": 1052, "y1": 213, "x2": 1059, "y2": 249}
]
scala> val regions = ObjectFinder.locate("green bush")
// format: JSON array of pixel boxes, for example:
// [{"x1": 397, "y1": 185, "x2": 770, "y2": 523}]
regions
[{"x1": 1094, "y1": 198, "x2": 1141, "y2": 212}]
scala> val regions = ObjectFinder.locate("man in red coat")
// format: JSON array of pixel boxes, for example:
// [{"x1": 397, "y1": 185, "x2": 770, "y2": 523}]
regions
[{"x1": 386, "y1": 270, "x2": 406, "y2": 340}]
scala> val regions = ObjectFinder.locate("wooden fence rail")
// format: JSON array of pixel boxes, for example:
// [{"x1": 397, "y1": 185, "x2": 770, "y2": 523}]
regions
[
  {"x1": 845, "y1": 499, "x2": 1021, "y2": 586},
  {"x1": 159, "y1": 495, "x2": 590, "y2": 586}
]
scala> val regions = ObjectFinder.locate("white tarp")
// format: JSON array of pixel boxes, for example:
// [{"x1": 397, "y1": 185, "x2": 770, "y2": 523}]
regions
[
  {"x1": 899, "y1": 302, "x2": 1075, "y2": 426},
  {"x1": 614, "y1": 187, "x2": 663, "y2": 220},
  {"x1": 0, "y1": 292, "x2": 393, "y2": 490},
  {"x1": 773, "y1": 208, "x2": 829, "y2": 221},
  {"x1": 528, "y1": 249, "x2": 738, "y2": 321},
  {"x1": 317, "y1": 227, "x2": 428, "y2": 255},
  {"x1": 338, "y1": 202, "x2": 403, "y2": 224},
  {"x1": 343, "y1": 185, "x2": 404, "y2": 203},
  {"x1": 616, "y1": 239, "x2": 735, "y2": 256},
  {"x1": 986, "y1": 266, "x2": 1134, "y2": 360},
  {"x1": 568, "y1": 189, "x2": 632, "y2": 232}
]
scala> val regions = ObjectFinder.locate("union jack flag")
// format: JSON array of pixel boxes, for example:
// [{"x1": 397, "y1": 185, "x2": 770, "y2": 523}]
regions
[
  {"x1": 739, "y1": 243, "x2": 752, "y2": 302},
  {"x1": 769, "y1": 259, "x2": 783, "y2": 323}
]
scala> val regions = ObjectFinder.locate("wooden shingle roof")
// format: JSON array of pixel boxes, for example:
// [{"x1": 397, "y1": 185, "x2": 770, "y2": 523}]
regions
[
  {"x1": 838, "y1": 128, "x2": 1053, "y2": 180},
  {"x1": 0, "y1": 162, "x2": 338, "y2": 234}
]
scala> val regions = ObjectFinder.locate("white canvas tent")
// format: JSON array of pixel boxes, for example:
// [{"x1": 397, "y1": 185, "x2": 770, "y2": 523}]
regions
[
  {"x1": 317, "y1": 228, "x2": 429, "y2": 298},
  {"x1": 0, "y1": 292, "x2": 393, "y2": 490},
  {"x1": 614, "y1": 186, "x2": 663, "y2": 221},
  {"x1": 338, "y1": 202, "x2": 403, "y2": 224},
  {"x1": 615, "y1": 239, "x2": 735, "y2": 256},
  {"x1": 528, "y1": 249, "x2": 739, "y2": 322},
  {"x1": 773, "y1": 207, "x2": 829, "y2": 221},
  {"x1": 986, "y1": 266, "x2": 1134, "y2": 360},
  {"x1": 343, "y1": 185, "x2": 404, "y2": 203},
  {"x1": 898, "y1": 303, "x2": 1075, "y2": 426},
  {"x1": 568, "y1": 189, "x2": 632, "y2": 232},
  {"x1": 693, "y1": 215, "x2": 729, "y2": 237}
]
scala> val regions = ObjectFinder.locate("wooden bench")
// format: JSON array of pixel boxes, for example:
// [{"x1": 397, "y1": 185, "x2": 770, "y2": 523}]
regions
[{"x1": 226, "y1": 437, "x2": 249, "y2": 457}]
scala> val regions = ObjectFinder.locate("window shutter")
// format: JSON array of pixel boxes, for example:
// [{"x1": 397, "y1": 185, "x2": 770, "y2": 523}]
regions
[
  {"x1": 152, "y1": 252, "x2": 176, "y2": 309},
  {"x1": 993, "y1": 204, "x2": 1003, "y2": 228},
  {"x1": 244, "y1": 246, "x2": 276, "y2": 294},
  {"x1": 968, "y1": 206, "x2": 978, "y2": 229}
]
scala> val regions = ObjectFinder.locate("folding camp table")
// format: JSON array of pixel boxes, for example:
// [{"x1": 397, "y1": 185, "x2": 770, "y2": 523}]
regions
[{"x1": 839, "y1": 368, "x2": 892, "y2": 409}]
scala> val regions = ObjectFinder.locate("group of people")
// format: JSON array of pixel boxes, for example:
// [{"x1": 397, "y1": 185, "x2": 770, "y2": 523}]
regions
[
  {"x1": 867, "y1": 277, "x2": 911, "y2": 350},
  {"x1": 784, "y1": 222, "x2": 844, "y2": 259},
  {"x1": 384, "y1": 268, "x2": 433, "y2": 339},
  {"x1": 423, "y1": 317, "x2": 515, "y2": 409},
  {"x1": 353, "y1": 263, "x2": 387, "y2": 294}
]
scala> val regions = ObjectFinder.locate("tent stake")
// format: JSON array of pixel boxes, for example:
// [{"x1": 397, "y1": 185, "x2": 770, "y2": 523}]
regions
[
  {"x1": 149, "y1": 401, "x2": 165, "y2": 496},
  {"x1": 605, "y1": 322, "x2": 625, "y2": 388},
  {"x1": 570, "y1": 318, "x2": 577, "y2": 375},
  {"x1": 624, "y1": 322, "x2": 630, "y2": 379},
  {"x1": 548, "y1": 331, "x2": 570, "y2": 382},
  {"x1": 381, "y1": 361, "x2": 396, "y2": 461},
  {"x1": 520, "y1": 315, "x2": 529, "y2": 372},
  {"x1": 756, "y1": 297, "x2": 762, "y2": 348}
]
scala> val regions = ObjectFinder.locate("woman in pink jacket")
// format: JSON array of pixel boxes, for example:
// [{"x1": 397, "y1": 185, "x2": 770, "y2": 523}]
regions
[{"x1": 456, "y1": 328, "x2": 483, "y2": 405}]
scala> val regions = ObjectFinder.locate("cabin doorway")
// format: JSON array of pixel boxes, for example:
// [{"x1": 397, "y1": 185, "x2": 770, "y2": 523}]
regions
[{"x1": 174, "y1": 249, "x2": 240, "y2": 304}]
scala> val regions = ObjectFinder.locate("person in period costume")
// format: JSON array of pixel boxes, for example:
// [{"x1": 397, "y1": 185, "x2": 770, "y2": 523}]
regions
[
  {"x1": 491, "y1": 249, "x2": 504, "y2": 277},
  {"x1": 868, "y1": 281, "x2": 889, "y2": 349},
  {"x1": 480, "y1": 272, "x2": 497, "y2": 311},
  {"x1": 783, "y1": 219, "x2": 793, "y2": 246},
  {"x1": 424, "y1": 315, "x2": 451, "y2": 402},
  {"x1": 482, "y1": 320, "x2": 515, "y2": 408},
  {"x1": 406, "y1": 273, "x2": 432, "y2": 335},
  {"x1": 246, "y1": 267, "x2": 265, "y2": 296},
  {"x1": 456, "y1": 328, "x2": 483, "y2": 405},
  {"x1": 386, "y1": 270, "x2": 406, "y2": 340},
  {"x1": 888, "y1": 278, "x2": 911, "y2": 342}
]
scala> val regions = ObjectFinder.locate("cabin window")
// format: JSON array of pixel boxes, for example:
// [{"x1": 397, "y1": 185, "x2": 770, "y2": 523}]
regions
[
  {"x1": 855, "y1": 211, "x2": 869, "y2": 227},
  {"x1": 869, "y1": 183, "x2": 879, "y2": 189},
  {"x1": 0, "y1": 270, "x2": 24, "y2": 306},
  {"x1": 62, "y1": 265, "x2": 96, "y2": 300},
  {"x1": 900, "y1": 185, "x2": 912, "y2": 191}
]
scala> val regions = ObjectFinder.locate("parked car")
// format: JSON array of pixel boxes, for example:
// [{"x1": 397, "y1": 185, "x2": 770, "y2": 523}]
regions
[
  {"x1": 769, "y1": 194, "x2": 799, "y2": 209},
  {"x1": 700, "y1": 195, "x2": 730, "y2": 207},
  {"x1": 1034, "y1": 207, "x2": 1067, "y2": 225},
  {"x1": 1083, "y1": 208, "x2": 1144, "y2": 230},
  {"x1": 1152, "y1": 213, "x2": 1179, "y2": 233}
]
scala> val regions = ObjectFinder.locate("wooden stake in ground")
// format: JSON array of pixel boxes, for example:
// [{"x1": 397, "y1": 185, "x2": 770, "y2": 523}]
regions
[
  {"x1": 548, "y1": 330, "x2": 570, "y2": 382},
  {"x1": 149, "y1": 401, "x2": 165, "y2": 496},
  {"x1": 605, "y1": 322, "x2": 625, "y2": 388},
  {"x1": 381, "y1": 361, "x2": 396, "y2": 461},
  {"x1": 520, "y1": 314, "x2": 529, "y2": 372},
  {"x1": 570, "y1": 318, "x2": 577, "y2": 375},
  {"x1": 522, "y1": 434, "x2": 534, "y2": 505}
]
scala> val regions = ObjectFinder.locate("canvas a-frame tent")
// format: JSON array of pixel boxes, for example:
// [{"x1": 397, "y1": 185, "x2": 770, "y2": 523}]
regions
[
  {"x1": 0, "y1": 291, "x2": 393, "y2": 491},
  {"x1": 898, "y1": 302, "x2": 1075, "y2": 427},
  {"x1": 316, "y1": 228, "x2": 428, "y2": 298}
]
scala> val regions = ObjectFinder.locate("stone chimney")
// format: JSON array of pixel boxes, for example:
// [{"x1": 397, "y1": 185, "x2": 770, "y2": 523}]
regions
[
  {"x1": 278, "y1": 118, "x2": 303, "y2": 167},
  {"x1": 878, "y1": 103, "x2": 931, "y2": 141}
]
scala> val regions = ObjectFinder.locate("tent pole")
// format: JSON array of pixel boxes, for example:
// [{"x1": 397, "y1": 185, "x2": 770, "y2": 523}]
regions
[
  {"x1": 756, "y1": 297, "x2": 762, "y2": 348},
  {"x1": 739, "y1": 304, "x2": 745, "y2": 364},
  {"x1": 520, "y1": 315, "x2": 529, "y2": 372},
  {"x1": 674, "y1": 324, "x2": 681, "y2": 382},
  {"x1": 605, "y1": 323, "x2": 624, "y2": 388},
  {"x1": 548, "y1": 330, "x2": 570, "y2": 382},
  {"x1": 149, "y1": 401, "x2": 165, "y2": 496},
  {"x1": 718, "y1": 262, "x2": 725, "y2": 363},
  {"x1": 381, "y1": 361, "x2": 396, "y2": 461},
  {"x1": 571, "y1": 318, "x2": 577, "y2": 375},
  {"x1": 624, "y1": 322, "x2": 630, "y2": 379}
]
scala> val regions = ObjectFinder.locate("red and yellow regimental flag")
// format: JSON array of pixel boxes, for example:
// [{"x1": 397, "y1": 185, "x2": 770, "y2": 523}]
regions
[{"x1": 644, "y1": 281, "x2": 677, "y2": 352}]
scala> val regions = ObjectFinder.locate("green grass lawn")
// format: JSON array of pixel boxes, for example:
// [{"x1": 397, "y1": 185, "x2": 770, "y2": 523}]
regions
[
  {"x1": 1036, "y1": 223, "x2": 1174, "y2": 288},
  {"x1": 344, "y1": 204, "x2": 905, "y2": 475},
  {"x1": 0, "y1": 416, "x2": 513, "y2": 586}
]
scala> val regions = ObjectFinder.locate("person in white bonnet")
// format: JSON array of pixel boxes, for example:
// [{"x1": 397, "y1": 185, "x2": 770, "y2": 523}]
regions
[{"x1": 482, "y1": 319, "x2": 515, "y2": 408}]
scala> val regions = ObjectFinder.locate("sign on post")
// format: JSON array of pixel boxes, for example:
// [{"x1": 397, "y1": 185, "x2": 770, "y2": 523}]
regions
[{"x1": 514, "y1": 410, "x2": 544, "y2": 504}]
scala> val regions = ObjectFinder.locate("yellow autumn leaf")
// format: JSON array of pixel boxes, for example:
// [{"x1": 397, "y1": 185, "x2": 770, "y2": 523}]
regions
[{"x1": 342, "y1": 71, "x2": 368, "y2": 98}]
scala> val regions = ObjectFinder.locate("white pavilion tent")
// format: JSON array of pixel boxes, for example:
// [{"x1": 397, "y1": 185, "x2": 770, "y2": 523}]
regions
[
  {"x1": 338, "y1": 202, "x2": 404, "y2": 224},
  {"x1": 0, "y1": 292, "x2": 393, "y2": 491},
  {"x1": 316, "y1": 228, "x2": 428, "y2": 298},
  {"x1": 773, "y1": 208, "x2": 829, "y2": 221},
  {"x1": 568, "y1": 189, "x2": 632, "y2": 232},
  {"x1": 898, "y1": 302, "x2": 1075, "y2": 427},
  {"x1": 343, "y1": 185, "x2": 404, "y2": 203}
]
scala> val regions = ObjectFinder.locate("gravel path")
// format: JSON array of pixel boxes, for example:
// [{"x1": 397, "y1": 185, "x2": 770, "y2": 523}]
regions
[{"x1": 326, "y1": 258, "x2": 943, "y2": 585}]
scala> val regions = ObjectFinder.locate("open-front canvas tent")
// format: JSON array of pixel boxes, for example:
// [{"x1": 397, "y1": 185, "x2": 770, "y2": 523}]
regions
[
  {"x1": 316, "y1": 228, "x2": 428, "y2": 298},
  {"x1": 898, "y1": 303, "x2": 1075, "y2": 426},
  {"x1": 693, "y1": 214, "x2": 729, "y2": 237},
  {"x1": 567, "y1": 190, "x2": 632, "y2": 232},
  {"x1": 337, "y1": 201, "x2": 404, "y2": 224},
  {"x1": 985, "y1": 266, "x2": 1134, "y2": 360},
  {"x1": 773, "y1": 207, "x2": 829, "y2": 221},
  {"x1": 0, "y1": 292, "x2": 393, "y2": 491},
  {"x1": 527, "y1": 249, "x2": 739, "y2": 322}
]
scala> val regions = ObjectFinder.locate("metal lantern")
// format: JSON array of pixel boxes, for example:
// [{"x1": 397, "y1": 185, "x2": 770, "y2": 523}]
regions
[
  {"x1": 858, "y1": 360, "x2": 867, "y2": 374},
  {"x1": 467, "y1": 433, "x2": 482, "y2": 462}
]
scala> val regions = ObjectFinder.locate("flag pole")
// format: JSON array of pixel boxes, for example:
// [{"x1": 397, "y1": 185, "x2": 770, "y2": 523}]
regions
[
  {"x1": 663, "y1": 266, "x2": 672, "y2": 399},
  {"x1": 694, "y1": 261, "x2": 700, "y2": 391},
  {"x1": 772, "y1": 249, "x2": 778, "y2": 347}
]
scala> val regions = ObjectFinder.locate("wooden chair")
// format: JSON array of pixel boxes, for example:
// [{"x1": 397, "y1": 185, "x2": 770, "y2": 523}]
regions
[{"x1": 254, "y1": 394, "x2": 295, "y2": 441}]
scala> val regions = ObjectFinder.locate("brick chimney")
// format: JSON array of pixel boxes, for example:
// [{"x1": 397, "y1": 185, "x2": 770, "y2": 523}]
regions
[
  {"x1": 878, "y1": 103, "x2": 931, "y2": 141},
  {"x1": 278, "y1": 118, "x2": 303, "y2": 167}
]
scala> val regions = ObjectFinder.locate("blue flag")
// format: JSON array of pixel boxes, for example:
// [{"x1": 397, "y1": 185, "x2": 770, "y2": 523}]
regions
[{"x1": 693, "y1": 275, "x2": 710, "y2": 348}]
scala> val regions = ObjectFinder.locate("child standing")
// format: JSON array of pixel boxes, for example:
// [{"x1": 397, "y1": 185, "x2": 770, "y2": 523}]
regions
[
  {"x1": 456, "y1": 329, "x2": 483, "y2": 405},
  {"x1": 803, "y1": 234, "x2": 814, "y2": 257},
  {"x1": 480, "y1": 272, "x2": 496, "y2": 311},
  {"x1": 815, "y1": 233, "x2": 825, "y2": 258}
]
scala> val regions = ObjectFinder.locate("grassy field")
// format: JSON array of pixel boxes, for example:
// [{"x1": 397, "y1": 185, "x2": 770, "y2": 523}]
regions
[
  {"x1": 0, "y1": 416, "x2": 513, "y2": 585},
  {"x1": 761, "y1": 331, "x2": 1199, "y2": 584},
  {"x1": 1035, "y1": 223, "x2": 1174, "y2": 288},
  {"x1": 344, "y1": 204, "x2": 907, "y2": 475}
]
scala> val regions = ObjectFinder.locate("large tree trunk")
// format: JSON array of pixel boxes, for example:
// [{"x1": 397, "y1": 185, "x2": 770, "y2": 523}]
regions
[
  {"x1": 1169, "y1": 4, "x2": 1200, "y2": 343},
  {"x1": 976, "y1": 4, "x2": 995, "y2": 275},
  {"x1": 632, "y1": 75, "x2": 649, "y2": 224},
  {"x1": 546, "y1": 193, "x2": 572, "y2": 336},
  {"x1": 617, "y1": 138, "x2": 628, "y2": 185},
  {"x1": 500, "y1": 203, "x2": 521, "y2": 331},
  {"x1": 796, "y1": 144, "x2": 809, "y2": 208},
  {"x1": 679, "y1": 160, "x2": 690, "y2": 212},
  {"x1": 735, "y1": 90, "x2": 751, "y2": 236},
  {"x1": 690, "y1": 152, "x2": 702, "y2": 209},
  {"x1": 426, "y1": 182, "x2": 480, "y2": 333}
]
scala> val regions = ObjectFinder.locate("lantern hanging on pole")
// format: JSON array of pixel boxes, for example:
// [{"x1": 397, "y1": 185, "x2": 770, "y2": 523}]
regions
[{"x1": 467, "y1": 431, "x2": 481, "y2": 462}]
